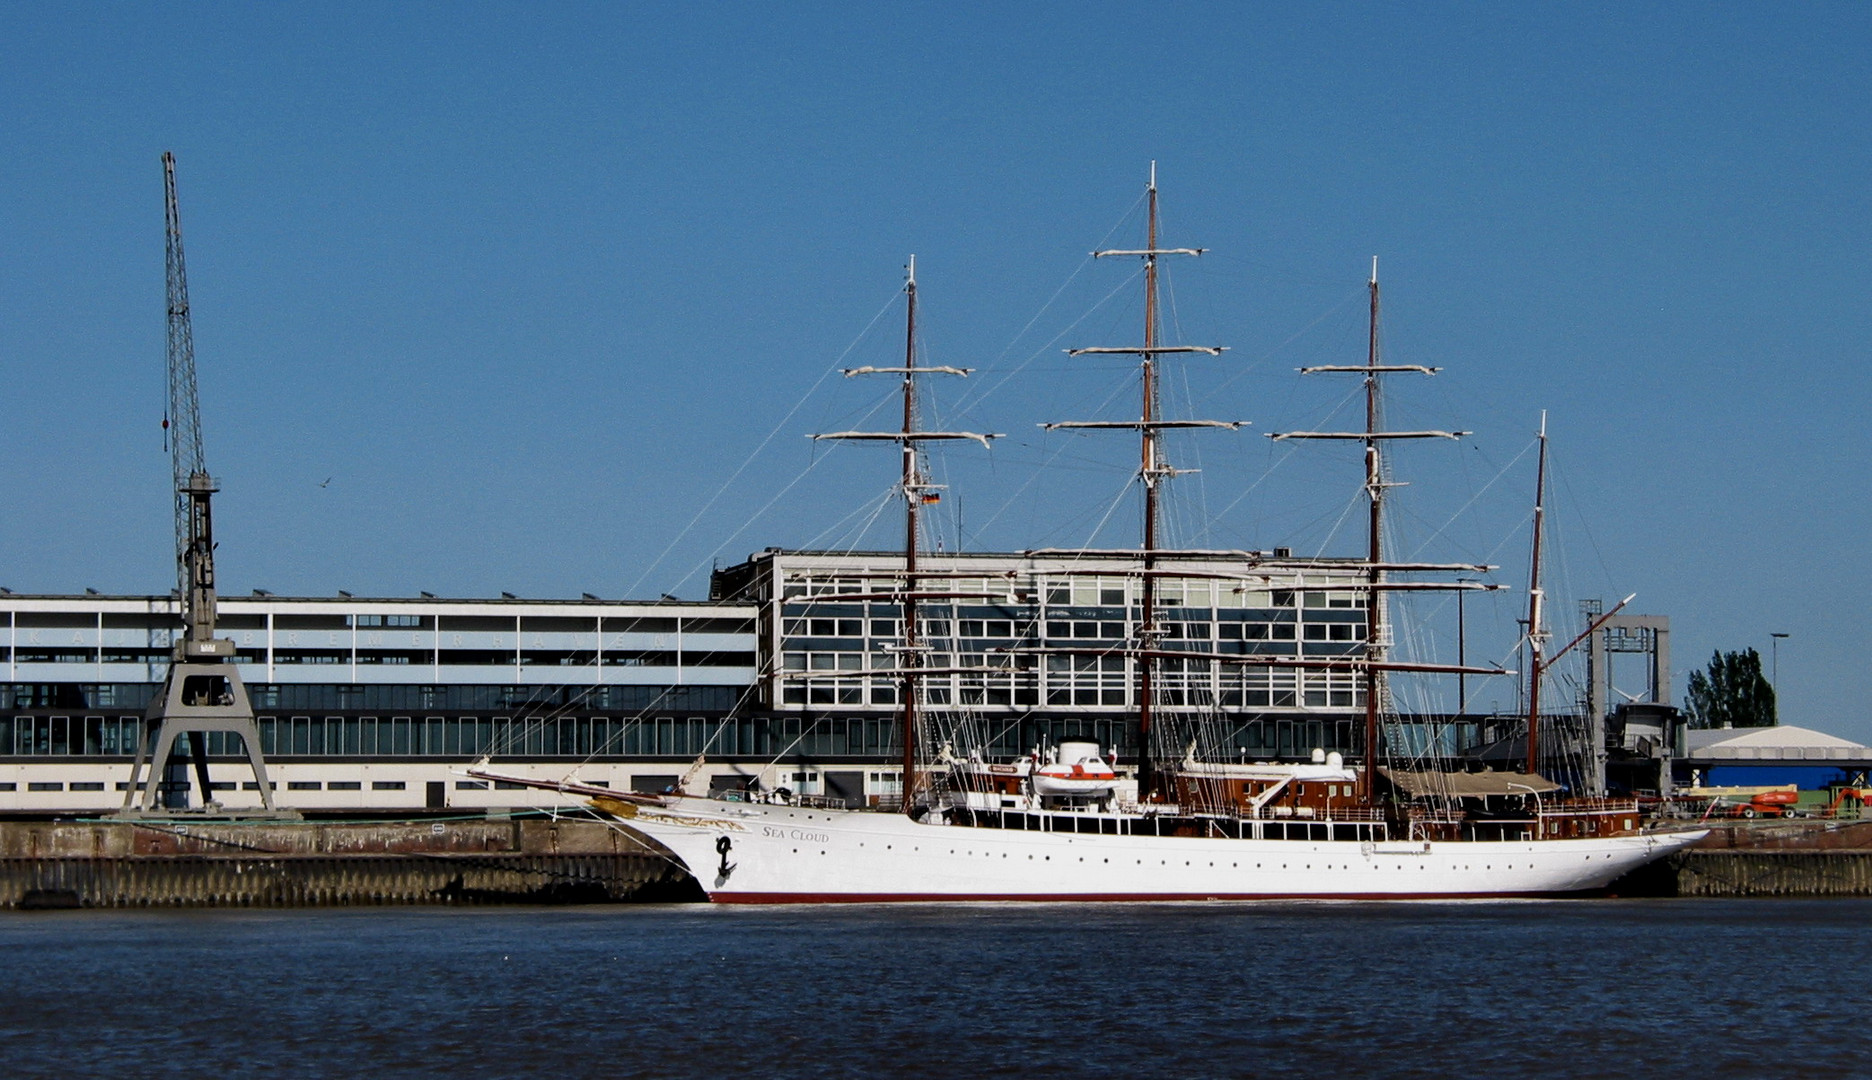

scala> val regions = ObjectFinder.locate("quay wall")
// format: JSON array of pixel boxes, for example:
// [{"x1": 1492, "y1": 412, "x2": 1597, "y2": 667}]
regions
[
  {"x1": 1612, "y1": 820, "x2": 1872, "y2": 897},
  {"x1": 1668, "y1": 849, "x2": 1872, "y2": 897},
  {"x1": 0, "y1": 818, "x2": 699, "y2": 909}
]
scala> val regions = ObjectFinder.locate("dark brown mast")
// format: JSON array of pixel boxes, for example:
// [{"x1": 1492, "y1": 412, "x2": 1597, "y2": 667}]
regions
[
  {"x1": 1524, "y1": 412, "x2": 1548, "y2": 778},
  {"x1": 900, "y1": 260, "x2": 922, "y2": 800},
  {"x1": 1049, "y1": 162, "x2": 1237, "y2": 801},
  {"x1": 1360, "y1": 264, "x2": 1384, "y2": 806},
  {"x1": 812, "y1": 257, "x2": 997, "y2": 815},
  {"x1": 1138, "y1": 169, "x2": 1163, "y2": 800},
  {"x1": 1270, "y1": 259, "x2": 1467, "y2": 806}
]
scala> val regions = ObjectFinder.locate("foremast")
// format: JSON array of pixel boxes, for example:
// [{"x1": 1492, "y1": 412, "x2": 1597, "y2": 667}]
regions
[
  {"x1": 812, "y1": 257, "x2": 998, "y2": 814},
  {"x1": 1048, "y1": 163, "x2": 1240, "y2": 800}
]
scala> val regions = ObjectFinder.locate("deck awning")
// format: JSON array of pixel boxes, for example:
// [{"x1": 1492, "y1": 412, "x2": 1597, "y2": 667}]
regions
[{"x1": 1379, "y1": 767, "x2": 1560, "y2": 798}]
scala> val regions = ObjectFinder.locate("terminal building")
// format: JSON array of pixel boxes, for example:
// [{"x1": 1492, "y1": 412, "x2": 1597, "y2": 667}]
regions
[{"x1": 0, "y1": 547, "x2": 1375, "y2": 815}]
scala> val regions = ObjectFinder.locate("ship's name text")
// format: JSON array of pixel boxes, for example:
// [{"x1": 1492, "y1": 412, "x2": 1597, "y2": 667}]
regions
[{"x1": 763, "y1": 826, "x2": 830, "y2": 843}]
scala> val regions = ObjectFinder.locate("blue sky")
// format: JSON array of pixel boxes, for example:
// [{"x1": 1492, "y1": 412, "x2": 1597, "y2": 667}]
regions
[{"x1": 2, "y1": 4, "x2": 1867, "y2": 737}]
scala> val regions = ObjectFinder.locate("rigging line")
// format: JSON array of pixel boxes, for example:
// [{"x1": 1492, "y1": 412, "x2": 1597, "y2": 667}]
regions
[
  {"x1": 667, "y1": 451, "x2": 837, "y2": 594},
  {"x1": 1310, "y1": 484, "x2": 1368, "y2": 561},
  {"x1": 1206, "y1": 376, "x2": 1368, "y2": 526},
  {"x1": 1079, "y1": 470, "x2": 1143, "y2": 551},
  {"x1": 949, "y1": 267, "x2": 1143, "y2": 422},
  {"x1": 485, "y1": 684, "x2": 586, "y2": 758},
  {"x1": 1203, "y1": 288, "x2": 1365, "y2": 401},
  {"x1": 626, "y1": 286, "x2": 904, "y2": 600},
  {"x1": 1552, "y1": 456, "x2": 1619, "y2": 593},
  {"x1": 944, "y1": 188, "x2": 1146, "y2": 418},
  {"x1": 831, "y1": 484, "x2": 907, "y2": 555},
  {"x1": 760, "y1": 717, "x2": 825, "y2": 779},
  {"x1": 966, "y1": 370, "x2": 1142, "y2": 539},
  {"x1": 800, "y1": 481, "x2": 901, "y2": 553}
]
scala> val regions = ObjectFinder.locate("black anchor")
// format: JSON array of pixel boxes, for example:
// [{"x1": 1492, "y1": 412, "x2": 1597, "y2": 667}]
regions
[{"x1": 715, "y1": 834, "x2": 736, "y2": 878}]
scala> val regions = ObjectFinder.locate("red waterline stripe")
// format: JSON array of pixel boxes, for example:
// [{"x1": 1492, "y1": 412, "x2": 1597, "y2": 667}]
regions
[{"x1": 710, "y1": 889, "x2": 1599, "y2": 904}]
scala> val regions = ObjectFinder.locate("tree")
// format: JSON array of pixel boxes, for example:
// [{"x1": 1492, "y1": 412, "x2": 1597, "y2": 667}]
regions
[{"x1": 1684, "y1": 648, "x2": 1777, "y2": 729}]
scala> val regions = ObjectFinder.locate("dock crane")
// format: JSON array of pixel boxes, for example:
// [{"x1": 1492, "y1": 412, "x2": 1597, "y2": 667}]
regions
[{"x1": 119, "y1": 153, "x2": 292, "y2": 818}]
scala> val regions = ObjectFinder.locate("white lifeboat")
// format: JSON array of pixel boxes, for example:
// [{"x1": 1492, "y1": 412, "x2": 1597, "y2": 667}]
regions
[{"x1": 1031, "y1": 739, "x2": 1118, "y2": 797}]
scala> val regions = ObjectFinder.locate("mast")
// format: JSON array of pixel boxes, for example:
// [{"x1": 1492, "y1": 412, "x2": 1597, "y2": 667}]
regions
[
  {"x1": 1049, "y1": 162, "x2": 1238, "y2": 801},
  {"x1": 1524, "y1": 412, "x2": 1549, "y2": 778},
  {"x1": 901, "y1": 258, "x2": 922, "y2": 804},
  {"x1": 1139, "y1": 165, "x2": 1163, "y2": 800},
  {"x1": 1269, "y1": 259, "x2": 1467, "y2": 806},
  {"x1": 812, "y1": 259, "x2": 998, "y2": 816},
  {"x1": 1361, "y1": 260, "x2": 1384, "y2": 806}
]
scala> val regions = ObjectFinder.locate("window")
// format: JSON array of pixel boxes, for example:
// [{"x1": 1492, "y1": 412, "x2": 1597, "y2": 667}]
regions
[
  {"x1": 328, "y1": 781, "x2": 361, "y2": 791},
  {"x1": 371, "y1": 780, "x2": 406, "y2": 791},
  {"x1": 520, "y1": 616, "x2": 597, "y2": 633},
  {"x1": 355, "y1": 614, "x2": 431, "y2": 629},
  {"x1": 275, "y1": 614, "x2": 349, "y2": 631},
  {"x1": 70, "y1": 781, "x2": 104, "y2": 792},
  {"x1": 288, "y1": 781, "x2": 322, "y2": 791},
  {"x1": 274, "y1": 650, "x2": 348, "y2": 665},
  {"x1": 455, "y1": 780, "x2": 489, "y2": 790},
  {"x1": 958, "y1": 619, "x2": 1012, "y2": 638},
  {"x1": 27, "y1": 782, "x2": 62, "y2": 792},
  {"x1": 439, "y1": 615, "x2": 515, "y2": 632},
  {"x1": 683, "y1": 618, "x2": 753, "y2": 635},
  {"x1": 605, "y1": 616, "x2": 677, "y2": 634}
]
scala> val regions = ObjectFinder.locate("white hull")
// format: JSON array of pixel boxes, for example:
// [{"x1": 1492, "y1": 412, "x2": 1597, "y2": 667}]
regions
[{"x1": 614, "y1": 796, "x2": 1705, "y2": 903}]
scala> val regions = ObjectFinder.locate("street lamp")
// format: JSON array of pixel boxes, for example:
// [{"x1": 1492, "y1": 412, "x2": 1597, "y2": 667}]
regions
[{"x1": 1770, "y1": 632, "x2": 1789, "y2": 721}]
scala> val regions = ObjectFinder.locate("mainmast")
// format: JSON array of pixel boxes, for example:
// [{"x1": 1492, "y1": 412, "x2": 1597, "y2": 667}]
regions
[
  {"x1": 902, "y1": 258, "x2": 922, "y2": 800},
  {"x1": 1524, "y1": 412, "x2": 1549, "y2": 777},
  {"x1": 812, "y1": 258, "x2": 998, "y2": 815},
  {"x1": 1049, "y1": 163, "x2": 1239, "y2": 800},
  {"x1": 1270, "y1": 259, "x2": 1467, "y2": 806},
  {"x1": 1362, "y1": 263, "x2": 1385, "y2": 806}
]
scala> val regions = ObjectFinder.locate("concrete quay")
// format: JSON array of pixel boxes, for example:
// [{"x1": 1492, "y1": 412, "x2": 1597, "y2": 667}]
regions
[
  {"x1": 0, "y1": 816, "x2": 698, "y2": 909},
  {"x1": 1614, "y1": 820, "x2": 1872, "y2": 897}
]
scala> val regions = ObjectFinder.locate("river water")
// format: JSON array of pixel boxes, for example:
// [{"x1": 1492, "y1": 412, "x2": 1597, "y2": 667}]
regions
[{"x1": 0, "y1": 899, "x2": 1861, "y2": 1078}]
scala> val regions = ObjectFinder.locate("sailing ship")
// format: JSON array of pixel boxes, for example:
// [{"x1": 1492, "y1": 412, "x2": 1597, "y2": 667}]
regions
[{"x1": 475, "y1": 168, "x2": 1704, "y2": 900}]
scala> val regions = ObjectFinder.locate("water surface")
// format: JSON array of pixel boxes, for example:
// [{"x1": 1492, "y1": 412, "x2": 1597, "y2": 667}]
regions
[{"x1": 1, "y1": 899, "x2": 1859, "y2": 1078}]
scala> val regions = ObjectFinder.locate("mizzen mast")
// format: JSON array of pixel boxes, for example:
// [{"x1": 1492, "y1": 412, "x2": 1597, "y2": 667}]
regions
[
  {"x1": 1268, "y1": 259, "x2": 1468, "y2": 806},
  {"x1": 1524, "y1": 412, "x2": 1549, "y2": 778},
  {"x1": 812, "y1": 257, "x2": 998, "y2": 815},
  {"x1": 1048, "y1": 163, "x2": 1242, "y2": 800}
]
